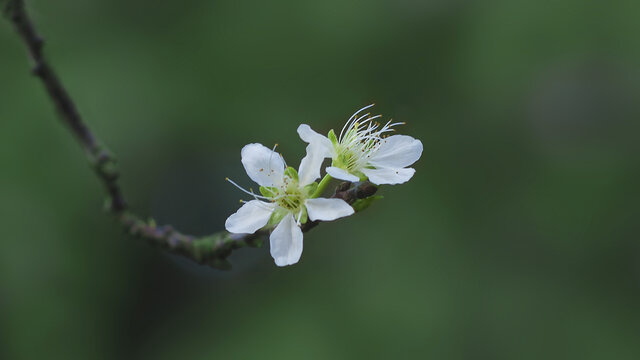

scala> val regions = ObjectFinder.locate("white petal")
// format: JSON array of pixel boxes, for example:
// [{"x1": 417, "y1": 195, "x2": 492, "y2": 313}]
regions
[
  {"x1": 297, "y1": 124, "x2": 333, "y2": 153},
  {"x1": 326, "y1": 166, "x2": 360, "y2": 182},
  {"x1": 305, "y1": 198, "x2": 354, "y2": 222},
  {"x1": 298, "y1": 142, "x2": 331, "y2": 187},
  {"x1": 241, "y1": 143, "x2": 285, "y2": 187},
  {"x1": 269, "y1": 213, "x2": 303, "y2": 266},
  {"x1": 369, "y1": 135, "x2": 423, "y2": 169},
  {"x1": 225, "y1": 200, "x2": 276, "y2": 234},
  {"x1": 361, "y1": 167, "x2": 416, "y2": 185}
]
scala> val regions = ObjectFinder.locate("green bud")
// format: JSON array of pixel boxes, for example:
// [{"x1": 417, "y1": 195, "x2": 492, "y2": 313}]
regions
[{"x1": 351, "y1": 195, "x2": 384, "y2": 212}]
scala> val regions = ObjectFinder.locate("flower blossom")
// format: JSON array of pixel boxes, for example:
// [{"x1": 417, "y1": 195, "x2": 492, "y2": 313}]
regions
[
  {"x1": 297, "y1": 104, "x2": 423, "y2": 185},
  {"x1": 225, "y1": 143, "x2": 354, "y2": 266}
]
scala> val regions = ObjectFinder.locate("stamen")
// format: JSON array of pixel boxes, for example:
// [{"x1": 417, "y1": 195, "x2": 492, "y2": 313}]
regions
[
  {"x1": 335, "y1": 106, "x2": 408, "y2": 172},
  {"x1": 339, "y1": 104, "x2": 375, "y2": 141},
  {"x1": 226, "y1": 177, "x2": 270, "y2": 200},
  {"x1": 268, "y1": 144, "x2": 277, "y2": 175}
]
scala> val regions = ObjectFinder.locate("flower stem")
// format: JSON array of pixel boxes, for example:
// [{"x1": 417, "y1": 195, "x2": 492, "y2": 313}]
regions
[{"x1": 311, "y1": 174, "x2": 332, "y2": 198}]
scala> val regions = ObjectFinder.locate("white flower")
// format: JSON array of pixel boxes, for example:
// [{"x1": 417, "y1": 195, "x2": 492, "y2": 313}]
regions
[
  {"x1": 225, "y1": 143, "x2": 354, "y2": 266},
  {"x1": 297, "y1": 104, "x2": 423, "y2": 185}
]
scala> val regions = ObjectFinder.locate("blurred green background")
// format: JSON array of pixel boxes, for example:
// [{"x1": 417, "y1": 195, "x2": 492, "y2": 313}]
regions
[{"x1": 1, "y1": 0, "x2": 639, "y2": 359}]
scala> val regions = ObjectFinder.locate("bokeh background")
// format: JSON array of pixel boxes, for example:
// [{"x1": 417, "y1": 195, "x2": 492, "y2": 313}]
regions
[{"x1": 1, "y1": 0, "x2": 639, "y2": 359}]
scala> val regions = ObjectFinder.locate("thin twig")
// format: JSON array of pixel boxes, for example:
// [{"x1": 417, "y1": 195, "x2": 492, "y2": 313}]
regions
[
  {"x1": 3, "y1": 0, "x2": 377, "y2": 269},
  {"x1": 4, "y1": 0, "x2": 125, "y2": 212}
]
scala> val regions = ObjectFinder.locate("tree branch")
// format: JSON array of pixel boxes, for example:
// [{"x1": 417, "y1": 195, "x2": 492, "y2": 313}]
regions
[
  {"x1": 4, "y1": 0, "x2": 377, "y2": 269},
  {"x1": 4, "y1": 0, "x2": 126, "y2": 212}
]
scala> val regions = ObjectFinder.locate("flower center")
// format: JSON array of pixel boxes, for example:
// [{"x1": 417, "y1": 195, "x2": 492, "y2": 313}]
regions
[
  {"x1": 275, "y1": 174, "x2": 304, "y2": 212},
  {"x1": 334, "y1": 146, "x2": 367, "y2": 172},
  {"x1": 334, "y1": 106, "x2": 406, "y2": 172},
  {"x1": 276, "y1": 192, "x2": 302, "y2": 211}
]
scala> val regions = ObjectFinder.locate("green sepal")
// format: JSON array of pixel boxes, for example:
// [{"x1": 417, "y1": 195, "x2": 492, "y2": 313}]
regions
[
  {"x1": 284, "y1": 166, "x2": 299, "y2": 182},
  {"x1": 298, "y1": 207, "x2": 308, "y2": 224},
  {"x1": 304, "y1": 182, "x2": 318, "y2": 197},
  {"x1": 351, "y1": 195, "x2": 384, "y2": 212},
  {"x1": 260, "y1": 186, "x2": 278, "y2": 198},
  {"x1": 268, "y1": 207, "x2": 288, "y2": 227},
  {"x1": 328, "y1": 129, "x2": 338, "y2": 145},
  {"x1": 335, "y1": 153, "x2": 348, "y2": 168}
]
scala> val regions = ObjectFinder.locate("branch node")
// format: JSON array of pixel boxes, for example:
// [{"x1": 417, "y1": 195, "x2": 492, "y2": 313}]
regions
[
  {"x1": 356, "y1": 182, "x2": 378, "y2": 199},
  {"x1": 31, "y1": 63, "x2": 44, "y2": 76},
  {"x1": 96, "y1": 150, "x2": 111, "y2": 164}
]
